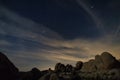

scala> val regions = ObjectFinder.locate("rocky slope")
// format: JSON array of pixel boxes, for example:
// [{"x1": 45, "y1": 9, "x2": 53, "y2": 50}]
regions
[
  {"x1": 0, "y1": 52, "x2": 19, "y2": 80},
  {"x1": 0, "y1": 51, "x2": 120, "y2": 80}
]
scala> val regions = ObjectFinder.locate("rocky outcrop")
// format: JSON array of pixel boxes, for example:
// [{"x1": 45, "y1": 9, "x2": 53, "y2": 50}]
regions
[
  {"x1": 81, "y1": 52, "x2": 120, "y2": 72},
  {"x1": 0, "y1": 52, "x2": 19, "y2": 80},
  {"x1": 101, "y1": 52, "x2": 120, "y2": 69},
  {"x1": 80, "y1": 52, "x2": 120, "y2": 80},
  {"x1": 1, "y1": 51, "x2": 120, "y2": 80},
  {"x1": 42, "y1": 52, "x2": 120, "y2": 80}
]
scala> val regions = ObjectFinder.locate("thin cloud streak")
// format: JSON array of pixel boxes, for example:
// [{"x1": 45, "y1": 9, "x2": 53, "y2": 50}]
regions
[{"x1": 76, "y1": 0, "x2": 105, "y2": 33}]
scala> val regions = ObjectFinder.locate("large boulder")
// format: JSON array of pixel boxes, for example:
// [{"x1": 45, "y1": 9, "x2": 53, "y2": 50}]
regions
[
  {"x1": 81, "y1": 52, "x2": 120, "y2": 72},
  {"x1": 75, "y1": 61, "x2": 83, "y2": 71},
  {"x1": 54, "y1": 63, "x2": 66, "y2": 72},
  {"x1": 0, "y1": 52, "x2": 19, "y2": 80},
  {"x1": 100, "y1": 52, "x2": 120, "y2": 69},
  {"x1": 95, "y1": 52, "x2": 120, "y2": 70}
]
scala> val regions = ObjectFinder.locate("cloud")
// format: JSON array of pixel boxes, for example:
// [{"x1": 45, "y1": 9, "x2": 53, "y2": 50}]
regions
[
  {"x1": 0, "y1": 5, "x2": 120, "y2": 71},
  {"x1": 39, "y1": 34, "x2": 120, "y2": 59},
  {"x1": 76, "y1": 0, "x2": 105, "y2": 33},
  {"x1": 0, "y1": 40, "x2": 11, "y2": 46}
]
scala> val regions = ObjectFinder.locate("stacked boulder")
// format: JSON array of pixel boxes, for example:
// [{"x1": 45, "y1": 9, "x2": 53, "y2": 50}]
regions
[{"x1": 52, "y1": 62, "x2": 82, "y2": 80}]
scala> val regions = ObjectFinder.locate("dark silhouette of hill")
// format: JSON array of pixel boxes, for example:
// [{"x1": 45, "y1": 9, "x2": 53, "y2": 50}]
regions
[
  {"x1": 0, "y1": 51, "x2": 120, "y2": 80},
  {"x1": 0, "y1": 52, "x2": 19, "y2": 80}
]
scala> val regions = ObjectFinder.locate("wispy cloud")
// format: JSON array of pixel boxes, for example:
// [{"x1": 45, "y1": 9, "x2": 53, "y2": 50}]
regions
[
  {"x1": 0, "y1": 40, "x2": 11, "y2": 46},
  {"x1": 0, "y1": 5, "x2": 120, "y2": 71},
  {"x1": 76, "y1": 0, "x2": 105, "y2": 33}
]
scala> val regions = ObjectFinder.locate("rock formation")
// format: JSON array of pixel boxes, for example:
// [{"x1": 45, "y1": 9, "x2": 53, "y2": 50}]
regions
[
  {"x1": 0, "y1": 51, "x2": 120, "y2": 80},
  {"x1": 81, "y1": 52, "x2": 120, "y2": 72},
  {"x1": 80, "y1": 52, "x2": 120, "y2": 80},
  {"x1": 100, "y1": 52, "x2": 120, "y2": 69},
  {"x1": 0, "y1": 52, "x2": 19, "y2": 80}
]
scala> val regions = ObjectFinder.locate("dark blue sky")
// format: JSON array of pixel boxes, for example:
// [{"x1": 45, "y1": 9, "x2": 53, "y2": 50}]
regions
[{"x1": 1, "y1": 0, "x2": 115, "y2": 39}]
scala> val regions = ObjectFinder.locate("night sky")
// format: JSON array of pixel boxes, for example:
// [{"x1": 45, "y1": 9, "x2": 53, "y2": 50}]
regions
[{"x1": 0, "y1": 0, "x2": 120, "y2": 71}]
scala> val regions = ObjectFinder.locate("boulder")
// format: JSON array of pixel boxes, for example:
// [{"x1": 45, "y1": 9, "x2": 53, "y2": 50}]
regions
[
  {"x1": 54, "y1": 63, "x2": 66, "y2": 72},
  {"x1": 0, "y1": 52, "x2": 19, "y2": 80},
  {"x1": 81, "y1": 52, "x2": 120, "y2": 72},
  {"x1": 65, "y1": 64, "x2": 73, "y2": 73},
  {"x1": 75, "y1": 61, "x2": 83, "y2": 71},
  {"x1": 100, "y1": 52, "x2": 119, "y2": 69}
]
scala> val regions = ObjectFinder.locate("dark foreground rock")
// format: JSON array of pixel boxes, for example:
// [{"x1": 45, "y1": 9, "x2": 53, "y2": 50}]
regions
[{"x1": 0, "y1": 52, "x2": 19, "y2": 80}]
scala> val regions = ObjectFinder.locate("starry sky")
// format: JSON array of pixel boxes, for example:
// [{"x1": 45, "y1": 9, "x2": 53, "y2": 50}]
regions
[{"x1": 0, "y1": 0, "x2": 120, "y2": 71}]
